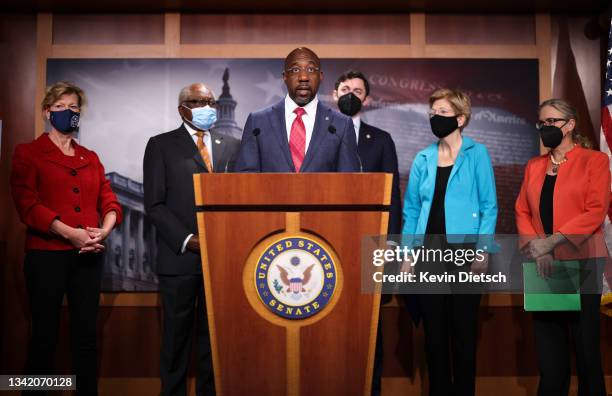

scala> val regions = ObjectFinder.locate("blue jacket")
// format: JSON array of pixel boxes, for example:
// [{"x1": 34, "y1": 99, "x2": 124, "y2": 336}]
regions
[{"x1": 402, "y1": 136, "x2": 498, "y2": 249}]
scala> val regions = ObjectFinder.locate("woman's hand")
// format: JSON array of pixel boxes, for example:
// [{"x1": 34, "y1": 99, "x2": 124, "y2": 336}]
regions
[
  {"x1": 79, "y1": 211, "x2": 118, "y2": 254},
  {"x1": 535, "y1": 253, "x2": 554, "y2": 279},
  {"x1": 471, "y1": 252, "x2": 489, "y2": 275},
  {"x1": 50, "y1": 219, "x2": 109, "y2": 253},
  {"x1": 526, "y1": 233, "x2": 566, "y2": 259},
  {"x1": 65, "y1": 227, "x2": 103, "y2": 252},
  {"x1": 85, "y1": 226, "x2": 110, "y2": 241},
  {"x1": 78, "y1": 227, "x2": 110, "y2": 253},
  {"x1": 526, "y1": 238, "x2": 554, "y2": 259},
  {"x1": 400, "y1": 256, "x2": 415, "y2": 275}
]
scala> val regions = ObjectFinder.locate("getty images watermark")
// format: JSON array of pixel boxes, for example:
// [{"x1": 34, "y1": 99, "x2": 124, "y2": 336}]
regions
[
  {"x1": 371, "y1": 243, "x2": 508, "y2": 284},
  {"x1": 360, "y1": 234, "x2": 607, "y2": 295}
]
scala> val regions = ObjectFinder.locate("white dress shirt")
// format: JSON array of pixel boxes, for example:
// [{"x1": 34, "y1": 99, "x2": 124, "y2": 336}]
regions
[
  {"x1": 181, "y1": 122, "x2": 213, "y2": 254},
  {"x1": 352, "y1": 115, "x2": 361, "y2": 143},
  {"x1": 284, "y1": 94, "x2": 318, "y2": 153}
]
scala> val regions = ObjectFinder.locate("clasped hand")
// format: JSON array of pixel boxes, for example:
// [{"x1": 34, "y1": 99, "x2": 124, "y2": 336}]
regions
[
  {"x1": 68, "y1": 227, "x2": 108, "y2": 254},
  {"x1": 524, "y1": 237, "x2": 557, "y2": 279}
]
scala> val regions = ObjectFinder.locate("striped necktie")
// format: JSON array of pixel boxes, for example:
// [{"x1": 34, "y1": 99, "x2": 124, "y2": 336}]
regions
[{"x1": 195, "y1": 131, "x2": 214, "y2": 173}]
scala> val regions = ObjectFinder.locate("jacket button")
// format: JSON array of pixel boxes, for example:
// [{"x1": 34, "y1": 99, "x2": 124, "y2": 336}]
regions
[
  {"x1": 75, "y1": 206, "x2": 81, "y2": 213},
  {"x1": 70, "y1": 169, "x2": 77, "y2": 176},
  {"x1": 73, "y1": 187, "x2": 80, "y2": 194}
]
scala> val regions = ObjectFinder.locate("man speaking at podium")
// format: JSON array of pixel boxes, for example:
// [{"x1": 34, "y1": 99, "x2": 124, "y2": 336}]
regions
[{"x1": 235, "y1": 47, "x2": 361, "y2": 172}]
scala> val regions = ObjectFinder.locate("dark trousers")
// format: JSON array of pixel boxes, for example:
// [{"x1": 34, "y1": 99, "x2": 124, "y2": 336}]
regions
[
  {"x1": 417, "y1": 294, "x2": 481, "y2": 396},
  {"x1": 159, "y1": 274, "x2": 214, "y2": 396},
  {"x1": 23, "y1": 249, "x2": 102, "y2": 396},
  {"x1": 372, "y1": 318, "x2": 383, "y2": 396},
  {"x1": 532, "y1": 291, "x2": 606, "y2": 396}
]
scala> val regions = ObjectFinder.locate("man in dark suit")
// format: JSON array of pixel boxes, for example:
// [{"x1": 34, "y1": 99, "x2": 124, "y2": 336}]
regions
[
  {"x1": 143, "y1": 83, "x2": 240, "y2": 396},
  {"x1": 235, "y1": 47, "x2": 361, "y2": 172},
  {"x1": 333, "y1": 70, "x2": 402, "y2": 396}
]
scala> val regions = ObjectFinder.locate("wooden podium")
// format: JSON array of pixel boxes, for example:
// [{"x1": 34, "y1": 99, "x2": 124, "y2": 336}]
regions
[{"x1": 193, "y1": 173, "x2": 391, "y2": 396}]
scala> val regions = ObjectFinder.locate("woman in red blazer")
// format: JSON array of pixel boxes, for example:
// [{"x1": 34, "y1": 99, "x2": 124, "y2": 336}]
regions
[
  {"x1": 515, "y1": 99, "x2": 609, "y2": 396},
  {"x1": 10, "y1": 81, "x2": 122, "y2": 396}
]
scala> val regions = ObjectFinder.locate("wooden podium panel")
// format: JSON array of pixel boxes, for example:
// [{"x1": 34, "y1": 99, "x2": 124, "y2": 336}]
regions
[
  {"x1": 199, "y1": 211, "x2": 288, "y2": 395},
  {"x1": 195, "y1": 174, "x2": 391, "y2": 396},
  {"x1": 299, "y1": 211, "x2": 381, "y2": 395}
]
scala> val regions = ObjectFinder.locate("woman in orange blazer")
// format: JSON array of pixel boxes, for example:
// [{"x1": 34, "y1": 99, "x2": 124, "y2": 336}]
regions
[
  {"x1": 515, "y1": 99, "x2": 609, "y2": 396},
  {"x1": 10, "y1": 82, "x2": 122, "y2": 396}
]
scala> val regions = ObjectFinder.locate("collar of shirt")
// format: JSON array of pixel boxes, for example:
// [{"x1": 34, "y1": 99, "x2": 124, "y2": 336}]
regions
[
  {"x1": 284, "y1": 94, "x2": 319, "y2": 152},
  {"x1": 184, "y1": 121, "x2": 209, "y2": 137},
  {"x1": 184, "y1": 122, "x2": 214, "y2": 164},
  {"x1": 352, "y1": 115, "x2": 361, "y2": 142}
]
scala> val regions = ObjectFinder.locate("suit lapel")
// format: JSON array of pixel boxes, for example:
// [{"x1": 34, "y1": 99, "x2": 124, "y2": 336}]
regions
[
  {"x1": 424, "y1": 146, "x2": 438, "y2": 192},
  {"x1": 448, "y1": 137, "x2": 474, "y2": 184},
  {"x1": 301, "y1": 102, "x2": 327, "y2": 171},
  {"x1": 175, "y1": 125, "x2": 208, "y2": 172},
  {"x1": 269, "y1": 101, "x2": 295, "y2": 171},
  {"x1": 37, "y1": 133, "x2": 90, "y2": 169},
  {"x1": 357, "y1": 122, "x2": 372, "y2": 168},
  {"x1": 210, "y1": 130, "x2": 228, "y2": 172},
  {"x1": 530, "y1": 157, "x2": 547, "y2": 234}
]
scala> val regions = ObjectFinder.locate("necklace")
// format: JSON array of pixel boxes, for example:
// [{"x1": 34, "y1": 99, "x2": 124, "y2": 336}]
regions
[
  {"x1": 549, "y1": 153, "x2": 567, "y2": 175},
  {"x1": 548, "y1": 143, "x2": 576, "y2": 175}
]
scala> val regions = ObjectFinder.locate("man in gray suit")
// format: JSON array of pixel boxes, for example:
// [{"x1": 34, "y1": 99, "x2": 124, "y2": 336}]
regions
[{"x1": 143, "y1": 83, "x2": 240, "y2": 396}]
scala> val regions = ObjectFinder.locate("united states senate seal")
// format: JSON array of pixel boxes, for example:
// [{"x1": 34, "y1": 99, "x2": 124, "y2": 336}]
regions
[{"x1": 254, "y1": 236, "x2": 337, "y2": 319}]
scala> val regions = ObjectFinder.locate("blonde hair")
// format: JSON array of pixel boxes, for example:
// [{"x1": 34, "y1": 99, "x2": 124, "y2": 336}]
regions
[
  {"x1": 429, "y1": 88, "x2": 471, "y2": 130},
  {"x1": 41, "y1": 81, "x2": 86, "y2": 112},
  {"x1": 538, "y1": 98, "x2": 591, "y2": 149}
]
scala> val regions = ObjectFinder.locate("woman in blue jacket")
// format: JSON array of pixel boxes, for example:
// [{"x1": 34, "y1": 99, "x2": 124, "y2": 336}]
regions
[{"x1": 401, "y1": 88, "x2": 498, "y2": 396}]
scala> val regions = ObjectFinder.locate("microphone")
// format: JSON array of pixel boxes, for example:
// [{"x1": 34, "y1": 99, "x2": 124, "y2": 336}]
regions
[
  {"x1": 251, "y1": 127, "x2": 262, "y2": 171},
  {"x1": 328, "y1": 124, "x2": 363, "y2": 172}
]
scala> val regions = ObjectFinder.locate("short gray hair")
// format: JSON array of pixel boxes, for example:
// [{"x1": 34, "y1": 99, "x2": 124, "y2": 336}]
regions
[{"x1": 177, "y1": 83, "x2": 216, "y2": 105}]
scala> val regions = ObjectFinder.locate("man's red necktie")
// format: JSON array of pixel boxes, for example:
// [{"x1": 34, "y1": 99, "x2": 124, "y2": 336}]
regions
[{"x1": 289, "y1": 107, "x2": 306, "y2": 172}]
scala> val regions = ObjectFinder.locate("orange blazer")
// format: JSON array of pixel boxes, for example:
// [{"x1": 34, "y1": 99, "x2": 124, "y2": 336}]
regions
[{"x1": 515, "y1": 146, "x2": 610, "y2": 260}]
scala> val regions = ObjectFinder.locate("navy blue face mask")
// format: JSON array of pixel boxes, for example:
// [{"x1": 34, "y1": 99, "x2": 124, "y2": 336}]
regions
[{"x1": 49, "y1": 109, "x2": 80, "y2": 134}]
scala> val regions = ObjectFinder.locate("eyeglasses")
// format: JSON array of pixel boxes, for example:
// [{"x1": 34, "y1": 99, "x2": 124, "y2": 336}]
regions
[
  {"x1": 285, "y1": 66, "x2": 320, "y2": 76},
  {"x1": 428, "y1": 108, "x2": 456, "y2": 118},
  {"x1": 536, "y1": 118, "x2": 568, "y2": 130},
  {"x1": 50, "y1": 104, "x2": 80, "y2": 112},
  {"x1": 182, "y1": 99, "x2": 217, "y2": 108}
]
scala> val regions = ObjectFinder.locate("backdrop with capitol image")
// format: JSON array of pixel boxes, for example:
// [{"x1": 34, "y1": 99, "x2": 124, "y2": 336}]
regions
[{"x1": 46, "y1": 58, "x2": 539, "y2": 292}]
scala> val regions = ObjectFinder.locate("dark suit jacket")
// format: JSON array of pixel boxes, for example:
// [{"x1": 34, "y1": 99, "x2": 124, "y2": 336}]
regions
[
  {"x1": 358, "y1": 121, "x2": 402, "y2": 235},
  {"x1": 235, "y1": 99, "x2": 360, "y2": 172},
  {"x1": 143, "y1": 125, "x2": 240, "y2": 275}
]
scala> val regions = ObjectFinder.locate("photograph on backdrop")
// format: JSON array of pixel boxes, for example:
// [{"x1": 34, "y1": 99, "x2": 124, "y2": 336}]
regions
[{"x1": 46, "y1": 58, "x2": 539, "y2": 292}]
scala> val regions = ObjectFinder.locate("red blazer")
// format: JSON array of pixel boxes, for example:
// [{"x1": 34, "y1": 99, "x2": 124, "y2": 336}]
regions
[
  {"x1": 10, "y1": 133, "x2": 123, "y2": 251},
  {"x1": 515, "y1": 146, "x2": 610, "y2": 259}
]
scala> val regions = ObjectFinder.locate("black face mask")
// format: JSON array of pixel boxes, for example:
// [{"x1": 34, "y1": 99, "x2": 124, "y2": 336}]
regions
[
  {"x1": 539, "y1": 125, "x2": 564, "y2": 149},
  {"x1": 430, "y1": 114, "x2": 459, "y2": 139},
  {"x1": 337, "y1": 92, "x2": 362, "y2": 117}
]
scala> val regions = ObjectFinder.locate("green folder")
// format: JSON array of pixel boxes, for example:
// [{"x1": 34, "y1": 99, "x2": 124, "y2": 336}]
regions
[{"x1": 522, "y1": 261, "x2": 581, "y2": 311}]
